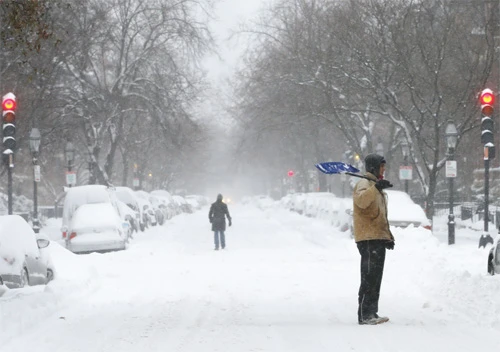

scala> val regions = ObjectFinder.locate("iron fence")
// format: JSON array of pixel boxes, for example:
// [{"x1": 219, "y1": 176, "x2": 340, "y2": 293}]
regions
[{"x1": 412, "y1": 195, "x2": 500, "y2": 229}]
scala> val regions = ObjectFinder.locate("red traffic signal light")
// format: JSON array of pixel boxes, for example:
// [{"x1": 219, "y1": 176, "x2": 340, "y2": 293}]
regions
[
  {"x1": 287, "y1": 170, "x2": 294, "y2": 177},
  {"x1": 2, "y1": 93, "x2": 17, "y2": 124},
  {"x1": 2, "y1": 92, "x2": 17, "y2": 151},
  {"x1": 480, "y1": 89, "x2": 495, "y2": 116},
  {"x1": 2, "y1": 98, "x2": 15, "y2": 111}
]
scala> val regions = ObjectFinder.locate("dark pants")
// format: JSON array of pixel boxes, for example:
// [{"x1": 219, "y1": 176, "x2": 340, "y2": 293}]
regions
[
  {"x1": 214, "y1": 230, "x2": 225, "y2": 249},
  {"x1": 357, "y1": 240, "x2": 386, "y2": 322}
]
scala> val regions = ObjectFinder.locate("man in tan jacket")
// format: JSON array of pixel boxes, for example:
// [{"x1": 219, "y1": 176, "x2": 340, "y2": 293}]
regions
[{"x1": 353, "y1": 153, "x2": 395, "y2": 325}]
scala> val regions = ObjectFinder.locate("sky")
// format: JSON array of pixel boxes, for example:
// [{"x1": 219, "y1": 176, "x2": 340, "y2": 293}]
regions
[
  {"x1": 1, "y1": 194, "x2": 499, "y2": 351},
  {"x1": 193, "y1": 0, "x2": 272, "y2": 129},
  {"x1": 203, "y1": 0, "x2": 270, "y2": 82}
]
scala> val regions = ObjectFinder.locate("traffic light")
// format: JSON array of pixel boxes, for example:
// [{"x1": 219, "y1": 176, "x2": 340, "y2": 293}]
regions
[
  {"x1": 287, "y1": 170, "x2": 294, "y2": 177},
  {"x1": 480, "y1": 89, "x2": 495, "y2": 159},
  {"x1": 2, "y1": 93, "x2": 17, "y2": 151}
]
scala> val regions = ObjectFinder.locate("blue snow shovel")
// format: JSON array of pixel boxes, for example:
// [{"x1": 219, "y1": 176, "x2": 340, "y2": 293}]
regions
[
  {"x1": 315, "y1": 162, "x2": 369, "y2": 180},
  {"x1": 315, "y1": 161, "x2": 392, "y2": 185}
]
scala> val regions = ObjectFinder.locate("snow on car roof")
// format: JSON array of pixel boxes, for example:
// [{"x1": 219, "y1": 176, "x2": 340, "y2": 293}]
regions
[
  {"x1": 62, "y1": 185, "x2": 115, "y2": 227},
  {"x1": 151, "y1": 190, "x2": 173, "y2": 199},
  {"x1": 116, "y1": 200, "x2": 136, "y2": 217},
  {"x1": 115, "y1": 187, "x2": 139, "y2": 205},
  {"x1": 0, "y1": 215, "x2": 39, "y2": 268},
  {"x1": 70, "y1": 203, "x2": 121, "y2": 230},
  {"x1": 385, "y1": 190, "x2": 429, "y2": 224}
]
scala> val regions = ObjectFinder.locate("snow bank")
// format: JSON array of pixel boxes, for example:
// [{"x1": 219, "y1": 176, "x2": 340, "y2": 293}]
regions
[{"x1": 0, "y1": 242, "x2": 100, "y2": 344}]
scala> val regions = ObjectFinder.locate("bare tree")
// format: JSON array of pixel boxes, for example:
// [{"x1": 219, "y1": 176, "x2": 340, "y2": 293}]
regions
[{"x1": 233, "y1": 0, "x2": 493, "y2": 213}]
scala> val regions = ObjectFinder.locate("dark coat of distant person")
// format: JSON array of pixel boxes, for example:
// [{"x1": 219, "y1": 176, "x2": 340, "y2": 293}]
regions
[{"x1": 209, "y1": 196, "x2": 231, "y2": 231}]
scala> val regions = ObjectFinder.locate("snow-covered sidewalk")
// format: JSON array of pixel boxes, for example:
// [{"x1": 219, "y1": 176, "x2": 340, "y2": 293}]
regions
[{"x1": 1, "y1": 203, "x2": 499, "y2": 352}]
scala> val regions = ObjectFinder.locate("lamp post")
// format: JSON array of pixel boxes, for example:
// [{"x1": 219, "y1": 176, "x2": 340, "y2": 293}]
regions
[
  {"x1": 29, "y1": 128, "x2": 41, "y2": 233},
  {"x1": 445, "y1": 120, "x2": 458, "y2": 245},
  {"x1": 401, "y1": 140, "x2": 410, "y2": 193},
  {"x1": 65, "y1": 141, "x2": 75, "y2": 187}
]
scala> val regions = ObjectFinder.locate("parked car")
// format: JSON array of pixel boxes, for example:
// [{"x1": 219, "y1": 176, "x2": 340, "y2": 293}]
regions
[
  {"x1": 138, "y1": 198, "x2": 158, "y2": 228},
  {"x1": 65, "y1": 203, "x2": 129, "y2": 254},
  {"x1": 172, "y1": 195, "x2": 193, "y2": 214},
  {"x1": 346, "y1": 190, "x2": 432, "y2": 234},
  {"x1": 0, "y1": 215, "x2": 54, "y2": 289},
  {"x1": 116, "y1": 200, "x2": 138, "y2": 236},
  {"x1": 385, "y1": 190, "x2": 432, "y2": 230},
  {"x1": 135, "y1": 191, "x2": 159, "y2": 227},
  {"x1": 61, "y1": 185, "x2": 121, "y2": 241},
  {"x1": 185, "y1": 195, "x2": 202, "y2": 210},
  {"x1": 148, "y1": 194, "x2": 165, "y2": 225},
  {"x1": 115, "y1": 186, "x2": 145, "y2": 232},
  {"x1": 186, "y1": 195, "x2": 209, "y2": 207},
  {"x1": 488, "y1": 236, "x2": 500, "y2": 275},
  {"x1": 151, "y1": 190, "x2": 179, "y2": 219}
]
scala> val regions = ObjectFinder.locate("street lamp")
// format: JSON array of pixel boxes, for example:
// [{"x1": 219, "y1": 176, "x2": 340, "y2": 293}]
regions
[
  {"x1": 65, "y1": 141, "x2": 75, "y2": 187},
  {"x1": 400, "y1": 139, "x2": 410, "y2": 193},
  {"x1": 445, "y1": 120, "x2": 458, "y2": 245},
  {"x1": 29, "y1": 128, "x2": 41, "y2": 233}
]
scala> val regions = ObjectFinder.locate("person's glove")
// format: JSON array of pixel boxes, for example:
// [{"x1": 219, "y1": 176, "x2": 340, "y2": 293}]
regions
[
  {"x1": 385, "y1": 240, "x2": 395, "y2": 250},
  {"x1": 228, "y1": 219, "x2": 232, "y2": 227},
  {"x1": 375, "y1": 179, "x2": 393, "y2": 191}
]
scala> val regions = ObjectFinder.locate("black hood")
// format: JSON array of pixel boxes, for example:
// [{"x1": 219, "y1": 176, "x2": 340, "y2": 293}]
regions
[
  {"x1": 216, "y1": 194, "x2": 223, "y2": 202},
  {"x1": 364, "y1": 153, "x2": 386, "y2": 177}
]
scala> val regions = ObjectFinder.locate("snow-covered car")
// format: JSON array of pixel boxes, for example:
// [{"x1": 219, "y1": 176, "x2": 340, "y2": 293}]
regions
[
  {"x1": 184, "y1": 196, "x2": 201, "y2": 210},
  {"x1": 116, "y1": 200, "x2": 137, "y2": 236},
  {"x1": 346, "y1": 189, "x2": 432, "y2": 234},
  {"x1": 136, "y1": 197, "x2": 157, "y2": 228},
  {"x1": 151, "y1": 190, "x2": 180, "y2": 219},
  {"x1": 172, "y1": 195, "x2": 193, "y2": 214},
  {"x1": 0, "y1": 215, "x2": 54, "y2": 289},
  {"x1": 487, "y1": 236, "x2": 500, "y2": 275},
  {"x1": 135, "y1": 191, "x2": 159, "y2": 227},
  {"x1": 385, "y1": 190, "x2": 432, "y2": 230},
  {"x1": 65, "y1": 203, "x2": 129, "y2": 254},
  {"x1": 61, "y1": 185, "x2": 121, "y2": 240},
  {"x1": 252, "y1": 195, "x2": 274, "y2": 210},
  {"x1": 186, "y1": 195, "x2": 208, "y2": 207},
  {"x1": 115, "y1": 186, "x2": 145, "y2": 232},
  {"x1": 148, "y1": 194, "x2": 165, "y2": 225},
  {"x1": 289, "y1": 193, "x2": 307, "y2": 214}
]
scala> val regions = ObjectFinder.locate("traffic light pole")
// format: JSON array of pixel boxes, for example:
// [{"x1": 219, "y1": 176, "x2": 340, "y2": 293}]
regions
[
  {"x1": 7, "y1": 153, "x2": 13, "y2": 215},
  {"x1": 478, "y1": 89, "x2": 495, "y2": 248},
  {"x1": 2, "y1": 93, "x2": 17, "y2": 215},
  {"x1": 33, "y1": 156, "x2": 39, "y2": 233},
  {"x1": 484, "y1": 153, "x2": 490, "y2": 234},
  {"x1": 33, "y1": 176, "x2": 38, "y2": 230},
  {"x1": 448, "y1": 174, "x2": 455, "y2": 245},
  {"x1": 479, "y1": 146, "x2": 495, "y2": 248},
  {"x1": 447, "y1": 149, "x2": 456, "y2": 245}
]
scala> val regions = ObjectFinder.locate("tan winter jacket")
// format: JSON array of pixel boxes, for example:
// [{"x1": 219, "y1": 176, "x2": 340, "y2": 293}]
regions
[{"x1": 352, "y1": 172, "x2": 394, "y2": 243}]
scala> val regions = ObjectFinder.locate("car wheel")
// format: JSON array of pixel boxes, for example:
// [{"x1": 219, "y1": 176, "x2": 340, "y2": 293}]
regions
[
  {"x1": 20, "y1": 268, "x2": 29, "y2": 288},
  {"x1": 488, "y1": 255, "x2": 495, "y2": 276},
  {"x1": 46, "y1": 269, "x2": 54, "y2": 283}
]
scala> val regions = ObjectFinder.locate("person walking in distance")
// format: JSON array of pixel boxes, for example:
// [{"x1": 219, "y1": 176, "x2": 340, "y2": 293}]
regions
[
  {"x1": 353, "y1": 153, "x2": 395, "y2": 325},
  {"x1": 209, "y1": 194, "x2": 232, "y2": 250}
]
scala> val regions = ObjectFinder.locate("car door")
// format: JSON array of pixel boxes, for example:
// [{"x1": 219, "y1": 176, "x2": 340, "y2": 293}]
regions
[{"x1": 24, "y1": 235, "x2": 46, "y2": 285}]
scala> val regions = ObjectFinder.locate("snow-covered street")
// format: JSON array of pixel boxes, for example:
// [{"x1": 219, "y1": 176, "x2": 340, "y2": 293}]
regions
[{"x1": 1, "y1": 202, "x2": 500, "y2": 352}]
